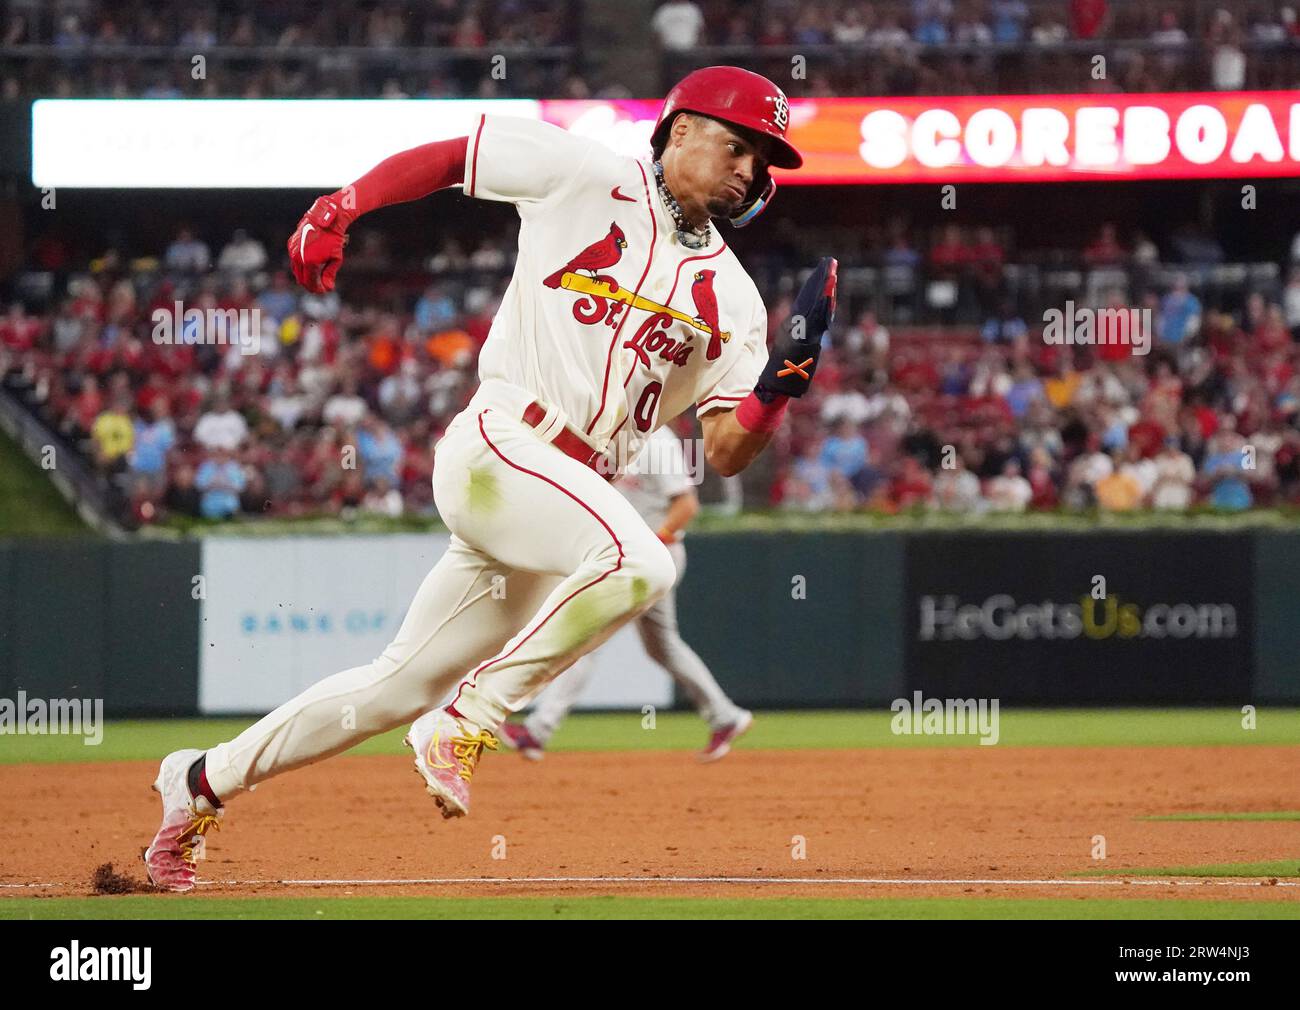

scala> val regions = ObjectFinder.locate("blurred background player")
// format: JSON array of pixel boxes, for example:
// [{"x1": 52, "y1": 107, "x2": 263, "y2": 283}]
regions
[{"x1": 499, "y1": 424, "x2": 753, "y2": 763}]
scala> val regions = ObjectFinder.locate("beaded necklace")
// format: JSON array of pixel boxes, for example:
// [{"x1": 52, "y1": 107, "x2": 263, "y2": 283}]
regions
[{"x1": 652, "y1": 159, "x2": 712, "y2": 250}]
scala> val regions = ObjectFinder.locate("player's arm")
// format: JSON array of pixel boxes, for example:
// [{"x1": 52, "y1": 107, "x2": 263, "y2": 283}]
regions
[
  {"x1": 288, "y1": 116, "x2": 593, "y2": 293},
  {"x1": 657, "y1": 489, "x2": 700, "y2": 543},
  {"x1": 699, "y1": 408, "x2": 771, "y2": 477},
  {"x1": 700, "y1": 257, "x2": 838, "y2": 478},
  {"x1": 287, "y1": 137, "x2": 469, "y2": 293}
]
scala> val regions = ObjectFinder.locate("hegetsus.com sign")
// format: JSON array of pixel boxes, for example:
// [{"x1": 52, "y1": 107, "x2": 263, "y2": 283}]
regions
[{"x1": 904, "y1": 534, "x2": 1252, "y2": 703}]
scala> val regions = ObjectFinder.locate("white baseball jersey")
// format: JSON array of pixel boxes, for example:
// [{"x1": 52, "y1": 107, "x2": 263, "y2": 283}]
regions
[
  {"x1": 616, "y1": 426, "x2": 695, "y2": 531},
  {"x1": 197, "y1": 114, "x2": 769, "y2": 815},
  {"x1": 463, "y1": 114, "x2": 769, "y2": 471}
]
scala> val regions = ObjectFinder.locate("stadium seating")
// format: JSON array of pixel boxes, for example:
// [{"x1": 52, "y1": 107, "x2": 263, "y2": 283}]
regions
[{"x1": 5, "y1": 213, "x2": 1300, "y2": 527}]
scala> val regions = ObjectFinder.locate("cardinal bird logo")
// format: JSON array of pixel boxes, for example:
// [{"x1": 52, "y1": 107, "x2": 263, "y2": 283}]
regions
[
  {"x1": 691, "y1": 269, "x2": 723, "y2": 360},
  {"x1": 543, "y1": 222, "x2": 628, "y2": 290}
]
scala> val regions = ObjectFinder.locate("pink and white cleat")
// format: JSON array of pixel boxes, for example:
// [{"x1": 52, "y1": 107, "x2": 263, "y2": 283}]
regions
[
  {"x1": 497, "y1": 721, "x2": 545, "y2": 762},
  {"x1": 143, "y1": 748, "x2": 223, "y2": 892},
  {"x1": 404, "y1": 709, "x2": 499, "y2": 818},
  {"x1": 699, "y1": 710, "x2": 754, "y2": 763}
]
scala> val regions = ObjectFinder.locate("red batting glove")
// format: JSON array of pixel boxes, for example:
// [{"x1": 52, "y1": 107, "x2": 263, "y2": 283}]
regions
[{"x1": 287, "y1": 194, "x2": 352, "y2": 294}]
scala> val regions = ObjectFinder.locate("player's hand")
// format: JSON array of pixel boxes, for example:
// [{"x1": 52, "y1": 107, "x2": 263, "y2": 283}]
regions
[
  {"x1": 757, "y1": 256, "x2": 838, "y2": 398},
  {"x1": 287, "y1": 193, "x2": 351, "y2": 293}
]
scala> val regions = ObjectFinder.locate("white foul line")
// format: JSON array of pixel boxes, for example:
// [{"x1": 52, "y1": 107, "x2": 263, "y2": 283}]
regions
[
  {"x1": 3, "y1": 875, "x2": 1296, "y2": 890},
  {"x1": 198, "y1": 875, "x2": 1297, "y2": 888}
]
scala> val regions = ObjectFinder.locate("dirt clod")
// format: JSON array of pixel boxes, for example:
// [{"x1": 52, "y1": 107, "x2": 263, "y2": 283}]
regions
[{"x1": 91, "y1": 862, "x2": 154, "y2": 895}]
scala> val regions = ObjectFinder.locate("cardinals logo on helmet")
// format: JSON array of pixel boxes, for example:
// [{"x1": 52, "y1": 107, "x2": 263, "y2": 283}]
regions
[{"x1": 769, "y1": 92, "x2": 789, "y2": 132}]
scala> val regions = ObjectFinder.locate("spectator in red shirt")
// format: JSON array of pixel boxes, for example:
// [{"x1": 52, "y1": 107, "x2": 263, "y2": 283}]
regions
[
  {"x1": 1204, "y1": 310, "x2": 1243, "y2": 360},
  {"x1": 1096, "y1": 290, "x2": 1137, "y2": 361},
  {"x1": 170, "y1": 377, "x2": 206, "y2": 420},
  {"x1": 1026, "y1": 446, "x2": 1060, "y2": 508},
  {"x1": 1256, "y1": 304, "x2": 1291, "y2": 355},
  {"x1": 892, "y1": 345, "x2": 940, "y2": 392},
  {"x1": 757, "y1": 15, "x2": 789, "y2": 45},
  {"x1": 69, "y1": 280, "x2": 105, "y2": 324},
  {"x1": 0, "y1": 303, "x2": 42, "y2": 351},
  {"x1": 968, "y1": 227, "x2": 1004, "y2": 274},
  {"x1": 128, "y1": 475, "x2": 163, "y2": 528},
  {"x1": 968, "y1": 226, "x2": 1006, "y2": 315},
  {"x1": 1191, "y1": 400, "x2": 1219, "y2": 439},
  {"x1": 30, "y1": 228, "x2": 69, "y2": 270},
  {"x1": 219, "y1": 276, "x2": 254, "y2": 313},
  {"x1": 449, "y1": 13, "x2": 485, "y2": 47},
  {"x1": 66, "y1": 337, "x2": 106, "y2": 377},
  {"x1": 1083, "y1": 222, "x2": 1125, "y2": 265},
  {"x1": 1128, "y1": 411, "x2": 1167, "y2": 458},
  {"x1": 401, "y1": 418, "x2": 436, "y2": 508},
  {"x1": 70, "y1": 374, "x2": 104, "y2": 436},
  {"x1": 1069, "y1": 0, "x2": 1109, "y2": 39},
  {"x1": 929, "y1": 224, "x2": 970, "y2": 280},
  {"x1": 890, "y1": 455, "x2": 934, "y2": 510},
  {"x1": 1263, "y1": 350, "x2": 1295, "y2": 398}
]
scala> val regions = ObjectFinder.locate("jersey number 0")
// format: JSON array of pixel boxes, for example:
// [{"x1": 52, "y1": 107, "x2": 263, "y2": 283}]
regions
[{"x1": 633, "y1": 381, "x2": 662, "y2": 432}]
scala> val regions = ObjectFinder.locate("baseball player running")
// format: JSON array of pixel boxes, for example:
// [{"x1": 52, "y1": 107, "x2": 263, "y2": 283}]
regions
[
  {"x1": 144, "y1": 66, "x2": 837, "y2": 891},
  {"x1": 500, "y1": 425, "x2": 753, "y2": 763}
]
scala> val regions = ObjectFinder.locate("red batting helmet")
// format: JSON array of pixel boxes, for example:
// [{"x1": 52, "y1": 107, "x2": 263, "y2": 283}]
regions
[{"x1": 651, "y1": 66, "x2": 801, "y2": 228}]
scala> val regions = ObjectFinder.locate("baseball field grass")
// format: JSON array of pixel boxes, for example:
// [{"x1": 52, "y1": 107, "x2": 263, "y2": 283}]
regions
[
  {"x1": 1, "y1": 709, "x2": 1298, "y2": 920},
  {"x1": 3, "y1": 707, "x2": 1298, "y2": 765},
  {"x1": 144, "y1": 505, "x2": 1300, "y2": 537},
  {"x1": 0, "y1": 429, "x2": 84, "y2": 536}
]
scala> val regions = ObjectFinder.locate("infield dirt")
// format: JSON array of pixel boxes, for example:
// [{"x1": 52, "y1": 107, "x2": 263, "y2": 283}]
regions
[{"x1": 1, "y1": 745, "x2": 1297, "y2": 904}]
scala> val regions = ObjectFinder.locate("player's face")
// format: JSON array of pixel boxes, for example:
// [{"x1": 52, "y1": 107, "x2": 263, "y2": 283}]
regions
[{"x1": 672, "y1": 116, "x2": 770, "y2": 221}]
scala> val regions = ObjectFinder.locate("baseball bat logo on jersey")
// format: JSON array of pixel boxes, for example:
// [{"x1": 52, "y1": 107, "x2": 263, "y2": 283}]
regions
[{"x1": 543, "y1": 221, "x2": 732, "y2": 369}]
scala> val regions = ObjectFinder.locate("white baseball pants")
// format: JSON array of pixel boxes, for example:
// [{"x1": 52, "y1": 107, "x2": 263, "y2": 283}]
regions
[
  {"x1": 524, "y1": 541, "x2": 745, "y2": 743},
  {"x1": 205, "y1": 381, "x2": 676, "y2": 800}
]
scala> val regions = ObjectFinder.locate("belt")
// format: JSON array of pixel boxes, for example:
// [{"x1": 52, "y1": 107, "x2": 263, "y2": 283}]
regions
[{"x1": 521, "y1": 401, "x2": 615, "y2": 481}]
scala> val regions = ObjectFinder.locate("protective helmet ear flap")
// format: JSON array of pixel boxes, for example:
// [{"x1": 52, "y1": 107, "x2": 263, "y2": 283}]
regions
[{"x1": 729, "y1": 170, "x2": 776, "y2": 228}]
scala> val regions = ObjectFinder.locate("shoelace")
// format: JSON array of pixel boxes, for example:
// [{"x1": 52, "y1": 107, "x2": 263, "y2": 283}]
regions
[
  {"x1": 451, "y1": 731, "x2": 499, "y2": 781},
  {"x1": 176, "y1": 813, "x2": 221, "y2": 865}
]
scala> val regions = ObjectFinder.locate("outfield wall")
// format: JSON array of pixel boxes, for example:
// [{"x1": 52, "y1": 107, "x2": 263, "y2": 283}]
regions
[
  {"x1": 1, "y1": 530, "x2": 1296, "y2": 715},
  {"x1": 195, "y1": 534, "x2": 672, "y2": 716}
]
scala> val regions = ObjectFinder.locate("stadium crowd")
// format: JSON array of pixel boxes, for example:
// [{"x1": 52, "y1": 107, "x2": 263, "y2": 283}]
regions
[
  {"x1": 658, "y1": 0, "x2": 1300, "y2": 51},
  {"x1": 0, "y1": 0, "x2": 585, "y2": 100},
  {"x1": 659, "y1": 0, "x2": 1300, "y2": 94},
  {"x1": 6, "y1": 0, "x2": 1300, "y2": 99},
  {"x1": 5, "y1": 212, "x2": 1300, "y2": 528}
]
